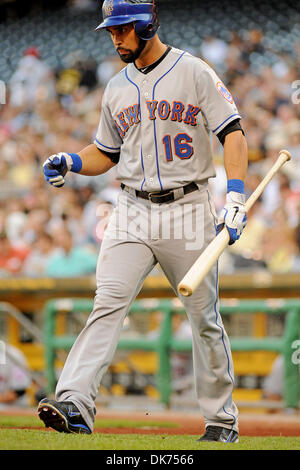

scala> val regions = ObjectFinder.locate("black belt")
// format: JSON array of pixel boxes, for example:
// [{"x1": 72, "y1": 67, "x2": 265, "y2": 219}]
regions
[{"x1": 121, "y1": 182, "x2": 199, "y2": 204}]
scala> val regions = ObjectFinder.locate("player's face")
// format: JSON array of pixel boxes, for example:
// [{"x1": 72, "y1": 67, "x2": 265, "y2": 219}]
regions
[{"x1": 107, "y1": 23, "x2": 145, "y2": 63}]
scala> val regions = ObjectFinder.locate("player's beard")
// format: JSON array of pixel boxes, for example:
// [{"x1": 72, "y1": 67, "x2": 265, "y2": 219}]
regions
[{"x1": 117, "y1": 39, "x2": 146, "y2": 63}]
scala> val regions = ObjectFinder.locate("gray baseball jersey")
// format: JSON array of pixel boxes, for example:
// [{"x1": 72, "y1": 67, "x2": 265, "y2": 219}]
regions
[{"x1": 94, "y1": 47, "x2": 241, "y2": 191}]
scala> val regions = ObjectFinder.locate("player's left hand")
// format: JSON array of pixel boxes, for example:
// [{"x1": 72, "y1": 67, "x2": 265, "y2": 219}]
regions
[{"x1": 216, "y1": 191, "x2": 247, "y2": 245}]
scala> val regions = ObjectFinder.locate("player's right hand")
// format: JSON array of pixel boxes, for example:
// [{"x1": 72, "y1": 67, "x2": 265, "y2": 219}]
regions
[{"x1": 43, "y1": 152, "x2": 73, "y2": 188}]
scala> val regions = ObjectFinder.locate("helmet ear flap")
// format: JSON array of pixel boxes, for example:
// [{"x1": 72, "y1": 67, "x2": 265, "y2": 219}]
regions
[{"x1": 134, "y1": 19, "x2": 159, "y2": 40}]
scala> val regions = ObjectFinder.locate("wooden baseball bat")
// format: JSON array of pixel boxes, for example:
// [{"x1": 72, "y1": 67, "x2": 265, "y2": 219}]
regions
[{"x1": 177, "y1": 149, "x2": 291, "y2": 297}]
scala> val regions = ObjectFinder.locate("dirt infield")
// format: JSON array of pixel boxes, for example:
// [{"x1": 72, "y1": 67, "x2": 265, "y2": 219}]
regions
[
  {"x1": 1, "y1": 407, "x2": 300, "y2": 436},
  {"x1": 93, "y1": 410, "x2": 300, "y2": 437}
]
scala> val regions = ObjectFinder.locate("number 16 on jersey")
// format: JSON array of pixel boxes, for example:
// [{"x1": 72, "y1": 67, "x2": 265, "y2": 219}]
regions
[{"x1": 162, "y1": 133, "x2": 194, "y2": 161}]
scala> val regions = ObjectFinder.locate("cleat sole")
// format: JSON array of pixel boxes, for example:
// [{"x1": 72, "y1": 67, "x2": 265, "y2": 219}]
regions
[
  {"x1": 38, "y1": 402, "x2": 70, "y2": 433},
  {"x1": 37, "y1": 401, "x2": 91, "y2": 434}
]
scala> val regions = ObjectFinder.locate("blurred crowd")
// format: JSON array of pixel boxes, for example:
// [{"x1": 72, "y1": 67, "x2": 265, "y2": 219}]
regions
[{"x1": 0, "y1": 27, "x2": 300, "y2": 279}]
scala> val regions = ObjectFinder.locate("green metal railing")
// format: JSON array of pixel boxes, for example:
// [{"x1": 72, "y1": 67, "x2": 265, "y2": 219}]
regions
[{"x1": 42, "y1": 298, "x2": 300, "y2": 408}]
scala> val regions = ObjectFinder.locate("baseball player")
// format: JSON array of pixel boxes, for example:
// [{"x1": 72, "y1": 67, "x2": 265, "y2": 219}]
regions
[{"x1": 38, "y1": 0, "x2": 248, "y2": 443}]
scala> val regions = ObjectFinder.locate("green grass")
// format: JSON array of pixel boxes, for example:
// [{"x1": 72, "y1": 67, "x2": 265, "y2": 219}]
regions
[
  {"x1": 1, "y1": 415, "x2": 300, "y2": 450},
  {"x1": 0, "y1": 415, "x2": 177, "y2": 430},
  {"x1": 0, "y1": 429, "x2": 300, "y2": 450}
]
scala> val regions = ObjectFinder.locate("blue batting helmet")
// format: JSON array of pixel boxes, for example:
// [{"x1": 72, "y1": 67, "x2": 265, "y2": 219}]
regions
[{"x1": 95, "y1": 0, "x2": 159, "y2": 40}]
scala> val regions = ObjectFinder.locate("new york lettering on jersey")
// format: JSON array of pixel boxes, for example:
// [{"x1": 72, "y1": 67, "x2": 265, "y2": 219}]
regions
[
  {"x1": 115, "y1": 100, "x2": 201, "y2": 138},
  {"x1": 94, "y1": 47, "x2": 241, "y2": 191}
]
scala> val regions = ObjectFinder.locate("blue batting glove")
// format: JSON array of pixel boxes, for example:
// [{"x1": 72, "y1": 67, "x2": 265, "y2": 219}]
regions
[
  {"x1": 216, "y1": 179, "x2": 247, "y2": 245},
  {"x1": 43, "y1": 152, "x2": 82, "y2": 188},
  {"x1": 43, "y1": 153, "x2": 73, "y2": 188}
]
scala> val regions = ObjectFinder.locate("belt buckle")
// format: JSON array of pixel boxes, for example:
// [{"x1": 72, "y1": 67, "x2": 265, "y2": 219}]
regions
[
  {"x1": 148, "y1": 191, "x2": 161, "y2": 203},
  {"x1": 148, "y1": 190, "x2": 173, "y2": 203}
]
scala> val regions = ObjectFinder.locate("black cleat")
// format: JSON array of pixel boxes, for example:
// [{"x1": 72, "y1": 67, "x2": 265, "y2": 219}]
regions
[
  {"x1": 38, "y1": 398, "x2": 91, "y2": 434},
  {"x1": 198, "y1": 425, "x2": 239, "y2": 443}
]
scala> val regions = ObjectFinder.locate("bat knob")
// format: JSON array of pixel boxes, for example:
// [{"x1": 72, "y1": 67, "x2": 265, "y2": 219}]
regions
[
  {"x1": 279, "y1": 149, "x2": 292, "y2": 161},
  {"x1": 178, "y1": 284, "x2": 193, "y2": 297}
]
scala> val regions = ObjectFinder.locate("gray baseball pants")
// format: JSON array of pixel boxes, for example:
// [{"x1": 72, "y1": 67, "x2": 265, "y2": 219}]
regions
[{"x1": 55, "y1": 184, "x2": 238, "y2": 432}]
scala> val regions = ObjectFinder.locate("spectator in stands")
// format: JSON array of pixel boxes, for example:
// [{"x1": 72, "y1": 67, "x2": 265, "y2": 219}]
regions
[
  {"x1": 7, "y1": 140, "x2": 37, "y2": 190},
  {"x1": 0, "y1": 343, "x2": 31, "y2": 408},
  {"x1": 45, "y1": 228, "x2": 97, "y2": 277},
  {"x1": 22, "y1": 232, "x2": 57, "y2": 278},
  {"x1": 23, "y1": 208, "x2": 51, "y2": 245},
  {"x1": 260, "y1": 206, "x2": 298, "y2": 273},
  {"x1": 199, "y1": 35, "x2": 228, "y2": 73},
  {"x1": 78, "y1": 57, "x2": 98, "y2": 90},
  {"x1": 0, "y1": 231, "x2": 29, "y2": 277},
  {"x1": 277, "y1": 173, "x2": 300, "y2": 227},
  {"x1": 63, "y1": 201, "x2": 96, "y2": 248},
  {"x1": 262, "y1": 355, "x2": 284, "y2": 408},
  {"x1": 240, "y1": 29, "x2": 265, "y2": 67},
  {"x1": 4, "y1": 198, "x2": 27, "y2": 246},
  {"x1": 9, "y1": 46, "x2": 56, "y2": 109},
  {"x1": 97, "y1": 55, "x2": 124, "y2": 87},
  {"x1": 262, "y1": 354, "x2": 300, "y2": 412}
]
